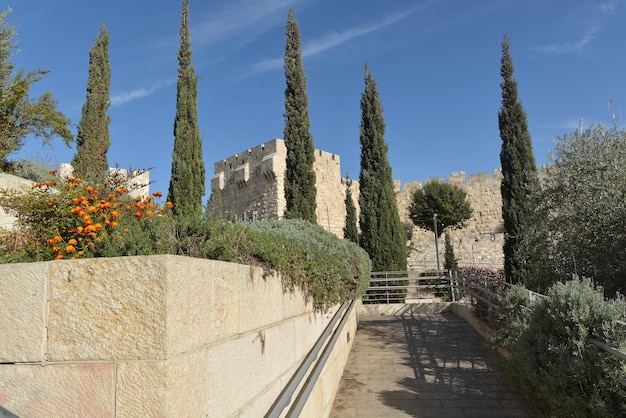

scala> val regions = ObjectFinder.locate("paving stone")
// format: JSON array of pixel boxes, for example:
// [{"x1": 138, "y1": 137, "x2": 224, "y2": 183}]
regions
[{"x1": 330, "y1": 311, "x2": 540, "y2": 417}]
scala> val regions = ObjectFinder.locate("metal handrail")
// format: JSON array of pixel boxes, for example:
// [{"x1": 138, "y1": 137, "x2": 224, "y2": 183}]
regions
[{"x1": 265, "y1": 300, "x2": 355, "y2": 418}]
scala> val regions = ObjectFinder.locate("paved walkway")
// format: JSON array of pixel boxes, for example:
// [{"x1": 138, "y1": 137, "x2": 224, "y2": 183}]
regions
[{"x1": 330, "y1": 305, "x2": 540, "y2": 417}]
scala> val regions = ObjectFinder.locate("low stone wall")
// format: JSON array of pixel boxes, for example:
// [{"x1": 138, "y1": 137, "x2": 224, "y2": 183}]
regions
[
  {"x1": 0, "y1": 173, "x2": 35, "y2": 230},
  {"x1": 0, "y1": 255, "x2": 357, "y2": 417}
]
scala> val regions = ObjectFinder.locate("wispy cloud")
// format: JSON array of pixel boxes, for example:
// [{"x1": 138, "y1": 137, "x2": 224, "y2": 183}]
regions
[
  {"x1": 598, "y1": 0, "x2": 619, "y2": 13},
  {"x1": 532, "y1": 0, "x2": 623, "y2": 56},
  {"x1": 251, "y1": 5, "x2": 426, "y2": 73},
  {"x1": 193, "y1": 0, "x2": 306, "y2": 47},
  {"x1": 111, "y1": 79, "x2": 175, "y2": 107},
  {"x1": 533, "y1": 27, "x2": 599, "y2": 55}
]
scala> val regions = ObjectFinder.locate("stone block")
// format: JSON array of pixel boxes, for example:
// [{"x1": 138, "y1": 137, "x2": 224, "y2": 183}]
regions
[
  {"x1": 46, "y1": 257, "x2": 168, "y2": 361},
  {"x1": 115, "y1": 361, "x2": 166, "y2": 418},
  {"x1": 264, "y1": 320, "x2": 297, "y2": 383},
  {"x1": 0, "y1": 363, "x2": 114, "y2": 417},
  {"x1": 177, "y1": 258, "x2": 238, "y2": 351},
  {"x1": 237, "y1": 266, "x2": 284, "y2": 334},
  {"x1": 206, "y1": 333, "x2": 267, "y2": 417},
  {"x1": 165, "y1": 351, "x2": 209, "y2": 416},
  {"x1": 282, "y1": 286, "x2": 311, "y2": 319},
  {"x1": 0, "y1": 262, "x2": 47, "y2": 362}
]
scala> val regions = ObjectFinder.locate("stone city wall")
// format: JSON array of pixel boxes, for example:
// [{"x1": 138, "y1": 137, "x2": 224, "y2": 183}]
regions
[
  {"x1": 396, "y1": 170, "x2": 505, "y2": 270},
  {"x1": 0, "y1": 255, "x2": 357, "y2": 417},
  {"x1": 213, "y1": 140, "x2": 504, "y2": 269}
]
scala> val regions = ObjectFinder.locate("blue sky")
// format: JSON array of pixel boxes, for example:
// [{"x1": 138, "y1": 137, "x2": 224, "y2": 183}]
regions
[{"x1": 7, "y1": 0, "x2": 626, "y2": 197}]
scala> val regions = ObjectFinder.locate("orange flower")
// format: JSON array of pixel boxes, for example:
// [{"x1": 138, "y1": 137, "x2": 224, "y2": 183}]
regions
[
  {"x1": 71, "y1": 198, "x2": 80, "y2": 205},
  {"x1": 146, "y1": 211, "x2": 154, "y2": 217},
  {"x1": 136, "y1": 203, "x2": 146, "y2": 211},
  {"x1": 87, "y1": 206, "x2": 98, "y2": 213},
  {"x1": 110, "y1": 211, "x2": 119, "y2": 219},
  {"x1": 152, "y1": 191, "x2": 162, "y2": 198},
  {"x1": 166, "y1": 202, "x2": 174, "y2": 209},
  {"x1": 47, "y1": 238, "x2": 56, "y2": 246},
  {"x1": 134, "y1": 196, "x2": 142, "y2": 202},
  {"x1": 46, "y1": 201, "x2": 54, "y2": 207},
  {"x1": 134, "y1": 211, "x2": 142, "y2": 219},
  {"x1": 93, "y1": 223, "x2": 103, "y2": 231},
  {"x1": 76, "y1": 226, "x2": 84, "y2": 234},
  {"x1": 85, "y1": 186, "x2": 94, "y2": 193},
  {"x1": 49, "y1": 169, "x2": 57, "y2": 175},
  {"x1": 53, "y1": 236, "x2": 63, "y2": 244},
  {"x1": 64, "y1": 245, "x2": 76, "y2": 253},
  {"x1": 111, "y1": 221, "x2": 118, "y2": 228},
  {"x1": 68, "y1": 238, "x2": 78, "y2": 246},
  {"x1": 55, "y1": 255, "x2": 64, "y2": 260}
]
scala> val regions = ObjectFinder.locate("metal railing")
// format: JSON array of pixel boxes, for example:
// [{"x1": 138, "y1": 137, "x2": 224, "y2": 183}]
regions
[
  {"x1": 265, "y1": 300, "x2": 355, "y2": 418},
  {"x1": 363, "y1": 271, "x2": 455, "y2": 304}
]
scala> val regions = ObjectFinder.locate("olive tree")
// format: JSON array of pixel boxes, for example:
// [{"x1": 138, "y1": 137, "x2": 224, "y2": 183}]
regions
[{"x1": 530, "y1": 124, "x2": 626, "y2": 296}]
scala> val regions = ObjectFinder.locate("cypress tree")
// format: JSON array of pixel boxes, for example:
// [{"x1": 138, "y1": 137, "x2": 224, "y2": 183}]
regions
[
  {"x1": 283, "y1": 9, "x2": 317, "y2": 222},
  {"x1": 498, "y1": 35, "x2": 539, "y2": 284},
  {"x1": 443, "y1": 233, "x2": 458, "y2": 277},
  {"x1": 72, "y1": 23, "x2": 111, "y2": 184},
  {"x1": 168, "y1": 0, "x2": 205, "y2": 223},
  {"x1": 343, "y1": 177, "x2": 358, "y2": 243},
  {"x1": 358, "y1": 63, "x2": 406, "y2": 272}
]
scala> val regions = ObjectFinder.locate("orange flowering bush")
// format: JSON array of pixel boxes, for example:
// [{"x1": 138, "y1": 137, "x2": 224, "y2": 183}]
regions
[{"x1": 0, "y1": 172, "x2": 175, "y2": 261}]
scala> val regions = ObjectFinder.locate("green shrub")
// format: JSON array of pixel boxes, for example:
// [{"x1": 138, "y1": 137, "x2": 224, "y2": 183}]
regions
[
  {"x1": 494, "y1": 277, "x2": 626, "y2": 417},
  {"x1": 247, "y1": 219, "x2": 371, "y2": 310},
  {"x1": 8, "y1": 159, "x2": 56, "y2": 182}
]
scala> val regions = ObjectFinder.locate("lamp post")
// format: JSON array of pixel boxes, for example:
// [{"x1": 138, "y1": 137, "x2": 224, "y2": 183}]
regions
[{"x1": 433, "y1": 214, "x2": 440, "y2": 271}]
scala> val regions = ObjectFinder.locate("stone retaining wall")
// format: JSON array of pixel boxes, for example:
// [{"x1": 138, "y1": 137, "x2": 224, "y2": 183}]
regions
[{"x1": 0, "y1": 255, "x2": 357, "y2": 417}]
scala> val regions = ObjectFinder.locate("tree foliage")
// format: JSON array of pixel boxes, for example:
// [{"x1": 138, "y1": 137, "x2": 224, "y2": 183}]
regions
[
  {"x1": 283, "y1": 9, "x2": 317, "y2": 222},
  {"x1": 343, "y1": 177, "x2": 358, "y2": 243},
  {"x1": 0, "y1": 9, "x2": 72, "y2": 167},
  {"x1": 358, "y1": 63, "x2": 406, "y2": 272},
  {"x1": 409, "y1": 181, "x2": 472, "y2": 237},
  {"x1": 526, "y1": 125, "x2": 626, "y2": 296},
  {"x1": 71, "y1": 23, "x2": 111, "y2": 184},
  {"x1": 498, "y1": 35, "x2": 539, "y2": 285},
  {"x1": 167, "y1": 0, "x2": 205, "y2": 224}
]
